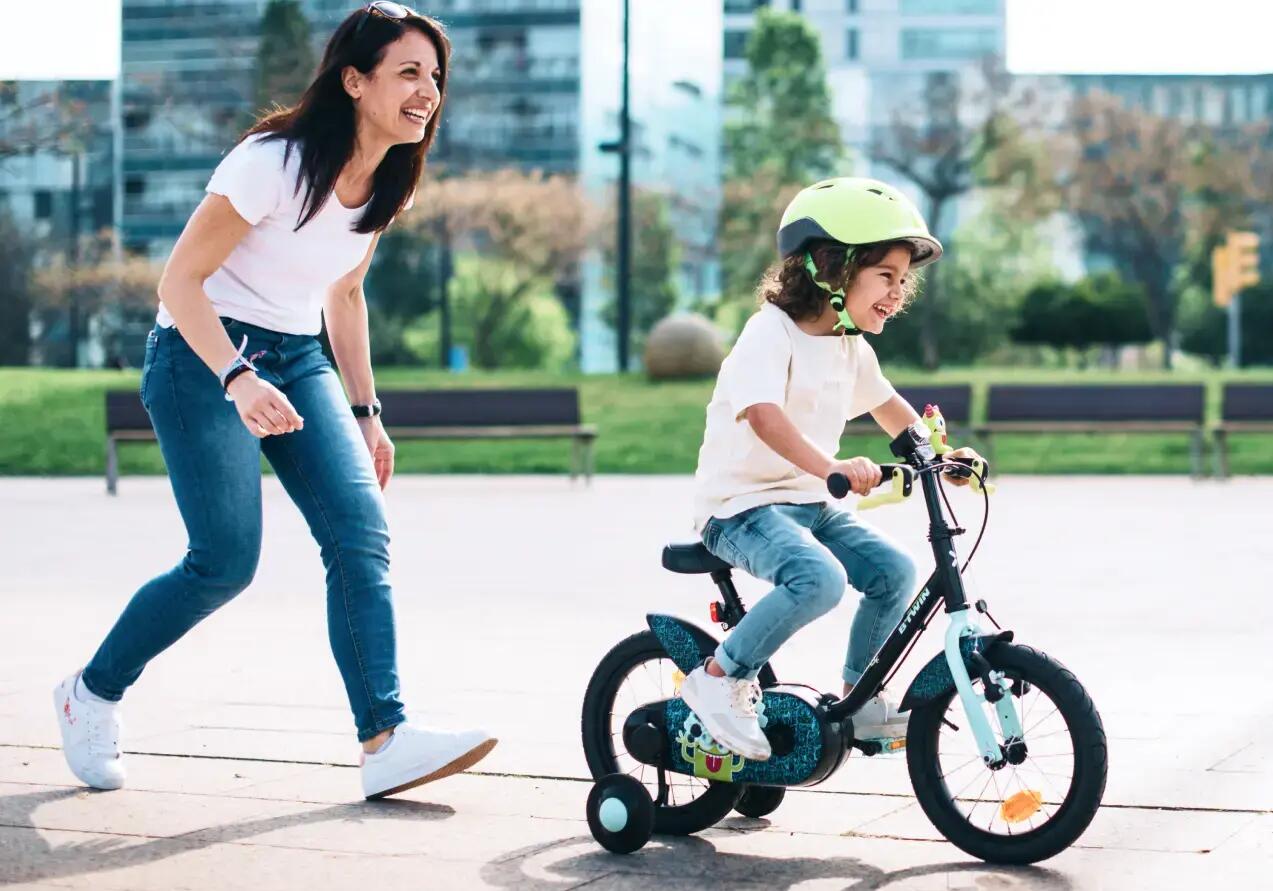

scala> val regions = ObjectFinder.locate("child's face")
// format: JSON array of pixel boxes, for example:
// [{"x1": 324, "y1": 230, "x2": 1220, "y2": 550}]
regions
[{"x1": 845, "y1": 245, "x2": 913, "y2": 335}]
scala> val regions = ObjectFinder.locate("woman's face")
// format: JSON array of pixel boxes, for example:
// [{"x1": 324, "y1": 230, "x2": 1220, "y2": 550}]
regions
[
  {"x1": 845, "y1": 245, "x2": 913, "y2": 335},
  {"x1": 346, "y1": 28, "x2": 442, "y2": 146}
]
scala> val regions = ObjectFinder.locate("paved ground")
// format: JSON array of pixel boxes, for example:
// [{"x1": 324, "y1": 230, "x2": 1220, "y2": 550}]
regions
[{"x1": 2, "y1": 474, "x2": 1271, "y2": 889}]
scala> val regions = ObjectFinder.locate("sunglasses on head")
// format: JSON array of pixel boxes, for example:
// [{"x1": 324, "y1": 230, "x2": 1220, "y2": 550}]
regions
[{"x1": 352, "y1": 1, "x2": 418, "y2": 40}]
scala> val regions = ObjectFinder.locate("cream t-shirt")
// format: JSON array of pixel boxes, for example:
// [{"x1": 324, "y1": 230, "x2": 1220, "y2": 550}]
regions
[
  {"x1": 691, "y1": 302, "x2": 896, "y2": 531},
  {"x1": 156, "y1": 134, "x2": 393, "y2": 336}
]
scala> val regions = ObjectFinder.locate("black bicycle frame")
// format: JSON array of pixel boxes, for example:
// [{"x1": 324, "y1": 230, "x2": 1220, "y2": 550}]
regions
[{"x1": 822, "y1": 432, "x2": 972, "y2": 722}]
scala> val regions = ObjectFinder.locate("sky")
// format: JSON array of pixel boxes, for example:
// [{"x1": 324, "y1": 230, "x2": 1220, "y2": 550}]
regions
[{"x1": 0, "y1": 0, "x2": 1269, "y2": 81}]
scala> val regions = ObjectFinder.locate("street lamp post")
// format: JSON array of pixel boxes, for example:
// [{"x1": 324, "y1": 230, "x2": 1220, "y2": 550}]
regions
[
  {"x1": 616, "y1": 0, "x2": 632, "y2": 372},
  {"x1": 600, "y1": 0, "x2": 632, "y2": 372}
]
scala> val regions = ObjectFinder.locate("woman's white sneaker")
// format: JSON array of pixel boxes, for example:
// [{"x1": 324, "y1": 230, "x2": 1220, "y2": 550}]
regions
[
  {"x1": 361, "y1": 723, "x2": 498, "y2": 800},
  {"x1": 678, "y1": 665, "x2": 771, "y2": 761},
  {"x1": 52, "y1": 672, "x2": 126, "y2": 791}
]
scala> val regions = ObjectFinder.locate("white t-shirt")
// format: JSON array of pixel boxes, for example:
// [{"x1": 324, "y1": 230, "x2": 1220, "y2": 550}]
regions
[
  {"x1": 692, "y1": 302, "x2": 896, "y2": 531},
  {"x1": 156, "y1": 134, "x2": 386, "y2": 336}
]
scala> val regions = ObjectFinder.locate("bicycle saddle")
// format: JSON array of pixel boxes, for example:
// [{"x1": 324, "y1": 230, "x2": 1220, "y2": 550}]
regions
[{"x1": 661, "y1": 542, "x2": 732, "y2": 575}]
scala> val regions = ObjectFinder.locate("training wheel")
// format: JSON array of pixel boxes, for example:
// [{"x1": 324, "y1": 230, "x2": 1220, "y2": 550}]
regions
[
  {"x1": 586, "y1": 773, "x2": 655, "y2": 854},
  {"x1": 734, "y1": 784, "x2": 786, "y2": 819}
]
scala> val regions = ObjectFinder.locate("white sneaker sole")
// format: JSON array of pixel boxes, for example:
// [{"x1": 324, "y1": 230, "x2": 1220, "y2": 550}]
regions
[{"x1": 364, "y1": 737, "x2": 498, "y2": 800}]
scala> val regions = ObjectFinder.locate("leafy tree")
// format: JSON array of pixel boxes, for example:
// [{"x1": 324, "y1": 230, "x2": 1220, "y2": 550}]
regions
[
  {"x1": 255, "y1": 1, "x2": 315, "y2": 114},
  {"x1": 870, "y1": 59, "x2": 1055, "y2": 368},
  {"x1": 718, "y1": 10, "x2": 843, "y2": 322},
  {"x1": 602, "y1": 190, "x2": 680, "y2": 350}
]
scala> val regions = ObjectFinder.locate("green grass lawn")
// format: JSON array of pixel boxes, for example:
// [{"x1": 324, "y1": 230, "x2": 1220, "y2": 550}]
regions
[{"x1": 1, "y1": 365, "x2": 1271, "y2": 476}]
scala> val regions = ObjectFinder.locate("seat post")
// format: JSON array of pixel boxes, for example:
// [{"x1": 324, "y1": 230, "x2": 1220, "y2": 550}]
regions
[{"x1": 710, "y1": 568, "x2": 747, "y2": 629}]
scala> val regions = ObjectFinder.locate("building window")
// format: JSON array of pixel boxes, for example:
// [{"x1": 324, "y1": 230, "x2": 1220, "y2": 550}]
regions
[
  {"x1": 724, "y1": 29, "x2": 750, "y2": 59},
  {"x1": 846, "y1": 28, "x2": 859, "y2": 60},
  {"x1": 846, "y1": 0, "x2": 859, "y2": 13},
  {"x1": 791, "y1": 0, "x2": 802, "y2": 11},
  {"x1": 34, "y1": 190, "x2": 53, "y2": 220},
  {"x1": 900, "y1": 28, "x2": 998, "y2": 60},
  {"x1": 900, "y1": 0, "x2": 999, "y2": 13},
  {"x1": 725, "y1": 1, "x2": 769, "y2": 12}
]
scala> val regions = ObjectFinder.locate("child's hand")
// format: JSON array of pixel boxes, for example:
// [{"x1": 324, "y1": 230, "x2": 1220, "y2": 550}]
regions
[
  {"x1": 829, "y1": 457, "x2": 882, "y2": 497},
  {"x1": 945, "y1": 446, "x2": 985, "y2": 487}
]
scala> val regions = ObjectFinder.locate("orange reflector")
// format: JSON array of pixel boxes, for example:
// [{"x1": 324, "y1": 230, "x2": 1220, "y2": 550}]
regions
[
  {"x1": 884, "y1": 738, "x2": 907, "y2": 752},
  {"x1": 1000, "y1": 789, "x2": 1043, "y2": 824},
  {"x1": 672, "y1": 669, "x2": 685, "y2": 695}
]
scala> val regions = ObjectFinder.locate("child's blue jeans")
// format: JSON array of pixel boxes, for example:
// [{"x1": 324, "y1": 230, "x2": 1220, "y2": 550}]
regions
[{"x1": 700, "y1": 502, "x2": 917, "y2": 684}]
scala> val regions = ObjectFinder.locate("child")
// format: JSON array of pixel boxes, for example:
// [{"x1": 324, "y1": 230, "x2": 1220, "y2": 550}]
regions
[{"x1": 681, "y1": 177, "x2": 982, "y2": 761}]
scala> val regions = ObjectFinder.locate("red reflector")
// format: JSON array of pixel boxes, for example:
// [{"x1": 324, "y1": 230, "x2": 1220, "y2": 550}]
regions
[{"x1": 709, "y1": 603, "x2": 721, "y2": 623}]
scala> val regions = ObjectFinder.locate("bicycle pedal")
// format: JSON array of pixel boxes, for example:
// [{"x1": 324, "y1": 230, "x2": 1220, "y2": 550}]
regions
[{"x1": 854, "y1": 737, "x2": 907, "y2": 756}]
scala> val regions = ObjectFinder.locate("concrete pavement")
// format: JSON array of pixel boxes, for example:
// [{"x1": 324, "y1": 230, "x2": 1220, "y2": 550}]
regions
[{"x1": 2, "y1": 474, "x2": 1271, "y2": 889}]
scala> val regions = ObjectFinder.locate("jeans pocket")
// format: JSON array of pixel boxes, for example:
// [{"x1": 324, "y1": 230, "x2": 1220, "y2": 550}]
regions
[{"x1": 138, "y1": 330, "x2": 160, "y2": 409}]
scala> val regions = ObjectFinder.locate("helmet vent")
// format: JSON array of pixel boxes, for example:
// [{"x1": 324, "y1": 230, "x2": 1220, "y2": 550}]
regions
[
  {"x1": 814, "y1": 183, "x2": 835, "y2": 190},
  {"x1": 866, "y1": 188, "x2": 894, "y2": 200}
]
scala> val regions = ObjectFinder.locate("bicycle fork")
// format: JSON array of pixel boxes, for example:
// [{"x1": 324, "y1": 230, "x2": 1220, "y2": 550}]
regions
[{"x1": 945, "y1": 610, "x2": 1023, "y2": 767}]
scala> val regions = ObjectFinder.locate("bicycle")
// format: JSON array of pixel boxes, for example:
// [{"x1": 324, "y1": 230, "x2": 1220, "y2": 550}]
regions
[{"x1": 580, "y1": 408, "x2": 1107, "y2": 863}]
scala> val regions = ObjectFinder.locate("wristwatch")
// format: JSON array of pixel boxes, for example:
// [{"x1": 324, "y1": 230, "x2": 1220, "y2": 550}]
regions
[{"x1": 351, "y1": 399, "x2": 382, "y2": 419}]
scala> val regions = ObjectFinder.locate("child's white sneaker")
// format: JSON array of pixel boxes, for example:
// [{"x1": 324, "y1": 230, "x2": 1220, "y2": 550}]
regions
[
  {"x1": 361, "y1": 723, "x2": 498, "y2": 799},
  {"x1": 678, "y1": 664, "x2": 771, "y2": 761},
  {"x1": 853, "y1": 693, "x2": 909, "y2": 740},
  {"x1": 52, "y1": 672, "x2": 126, "y2": 790}
]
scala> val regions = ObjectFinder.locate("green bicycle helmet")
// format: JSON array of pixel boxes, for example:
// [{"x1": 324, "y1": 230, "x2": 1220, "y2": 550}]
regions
[
  {"x1": 777, "y1": 177, "x2": 943, "y2": 266},
  {"x1": 777, "y1": 177, "x2": 944, "y2": 334}
]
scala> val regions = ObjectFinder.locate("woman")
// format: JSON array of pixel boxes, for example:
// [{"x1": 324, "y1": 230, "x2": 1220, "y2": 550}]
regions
[{"x1": 53, "y1": 2, "x2": 496, "y2": 800}]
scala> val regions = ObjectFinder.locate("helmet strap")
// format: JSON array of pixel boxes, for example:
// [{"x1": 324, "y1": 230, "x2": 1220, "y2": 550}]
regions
[{"x1": 803, "y1": 252, "x2": 860, "y2": 335}]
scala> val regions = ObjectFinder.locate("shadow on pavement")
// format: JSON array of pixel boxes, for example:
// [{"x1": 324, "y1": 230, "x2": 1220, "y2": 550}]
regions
[{"x1": 0, "y1": 786, "x2": 454, "y2": 886}]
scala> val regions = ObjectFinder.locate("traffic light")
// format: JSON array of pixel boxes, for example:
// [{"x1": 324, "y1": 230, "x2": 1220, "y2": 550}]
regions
[{"x1": 1212, "y1": 231, "x2": 1260, "y2": 308}]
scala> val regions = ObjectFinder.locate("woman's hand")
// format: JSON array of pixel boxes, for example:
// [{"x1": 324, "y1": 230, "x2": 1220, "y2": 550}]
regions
[
  {"x1": 945, "y1": 446, "x2": 985, "y2": 487},
  {"x1": 357, "y1": 416, "x2": 395, "y2": 490},
  {"x1": 828, "y1": 456, "x2": 882, "y2": 496},
  {"x1": 226, "y1": 373, "x2": 304, "y2": 438}
]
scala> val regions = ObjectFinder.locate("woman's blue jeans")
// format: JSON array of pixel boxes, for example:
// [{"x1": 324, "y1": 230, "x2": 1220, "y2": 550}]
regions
[{"x1": 81, "y1": 319, "x2": 404, "y2": 742}]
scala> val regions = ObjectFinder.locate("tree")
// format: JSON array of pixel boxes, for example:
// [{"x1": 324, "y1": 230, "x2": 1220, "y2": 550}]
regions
[
  {"x1": 602, "y1": 190, "x2": 681, "y2": 350},
  {"x1": 403, "y1": 169, "x2": 596, "y2": 368},
  {"x1": 362, "y1": 226, "x2": 443, "y2": 364},
  {"x1": 1180, "y1": 280, "x2": 1273, "y2": 367},
  {"x1": 255, "y1": 1, "x2": 315, "y2": 115},
  {"x1": 0, "y1": 208, "x2": 33, "y2": 364},
  {"x1": 870, "y1": 59, "x2": 1056, "y2": 368},
  {"x1": 1058, "y1": 91, "x2": 1263, "y2": 368},
  {"x1": 1012, "y1": 272, "x2": 1151, "y2": 362},
  {"x1": 876, "y1": 201, "x2": 1055, "y2": 367},
  {"x1": 718, "y1": 10, "x2": 843, "y2": 321},
  {"x1": 0, "y1": 82, "x2": 93, "y2": 161}
]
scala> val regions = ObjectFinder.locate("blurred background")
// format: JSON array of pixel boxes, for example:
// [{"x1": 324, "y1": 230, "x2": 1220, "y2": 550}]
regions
[{"x1": 1, "y1": 0, "x2": 1270, "y2": 477}]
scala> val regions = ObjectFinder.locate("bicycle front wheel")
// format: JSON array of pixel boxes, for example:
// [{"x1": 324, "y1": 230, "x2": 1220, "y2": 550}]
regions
[{"x1": 906, "y1": 643, "x2": 1107, "y2": 864}]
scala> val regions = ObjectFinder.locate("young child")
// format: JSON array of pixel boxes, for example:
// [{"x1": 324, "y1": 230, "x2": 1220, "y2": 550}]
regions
[{"x1": 682, "y1": 176, "x2": 982, "y2": 761}]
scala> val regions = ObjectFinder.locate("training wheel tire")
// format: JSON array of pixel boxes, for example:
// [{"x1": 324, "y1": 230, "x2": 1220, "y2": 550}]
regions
[
  {"x1": 587, "y1": 774, "x2": 655, "y2": 854},
  {"x1": 734, "y1": 785, "x2": 786, "y2": 818}
]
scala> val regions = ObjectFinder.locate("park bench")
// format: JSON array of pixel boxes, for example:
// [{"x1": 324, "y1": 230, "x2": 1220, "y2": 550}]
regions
[
  {"x1": 974, "y1": 384, "x2": 1208, "y2": 477},
  {"x1": 1212, "y1": 383, "x2": 1273, "y2": 479},
  {"x1": 844, "y1": 384, "x2": 973, "y2": 441},
  {"x1": 105, "y1": 387, "x2": 597, "y2": 495}
]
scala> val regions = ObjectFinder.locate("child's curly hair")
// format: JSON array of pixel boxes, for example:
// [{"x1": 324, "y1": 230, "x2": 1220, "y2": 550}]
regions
[{"x1": 758, "y1": 240, "x2": 925, "y2": 322}]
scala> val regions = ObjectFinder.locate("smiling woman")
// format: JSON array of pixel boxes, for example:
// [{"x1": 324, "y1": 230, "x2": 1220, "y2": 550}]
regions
[{"x1": 53, "y1": 3, "x2": 499, "y2": 805}]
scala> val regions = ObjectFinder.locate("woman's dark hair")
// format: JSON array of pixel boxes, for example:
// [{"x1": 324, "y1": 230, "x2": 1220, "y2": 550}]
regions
[
  {"x1": 759, "y1": 240, "x2": 924, "y2": 322},
  {"x1": 242, "y1": 6, "x2": 451, "y2": 233}
]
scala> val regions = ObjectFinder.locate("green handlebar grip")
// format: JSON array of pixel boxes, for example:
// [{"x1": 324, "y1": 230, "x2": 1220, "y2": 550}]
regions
[
  {"x1": 970, "y1": 458, "x2": 997, "y2": 495},
  {"x1": 857, "y1": 465, "x2": 914, "y2": 511}
]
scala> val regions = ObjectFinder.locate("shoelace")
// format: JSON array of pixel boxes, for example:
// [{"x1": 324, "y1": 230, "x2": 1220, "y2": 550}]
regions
[
  {"x1": 729, "y1": 680, "x2": 761, "y2": 718},
  {"x1": 85, "y1": 709, "x2": 120, "y2": 757}
]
